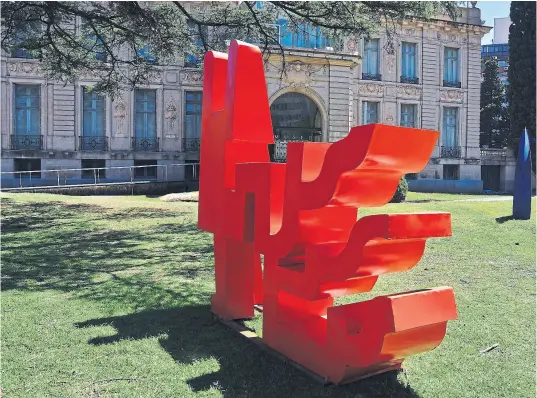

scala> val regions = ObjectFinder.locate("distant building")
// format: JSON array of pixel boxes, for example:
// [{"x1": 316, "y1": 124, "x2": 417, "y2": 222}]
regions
[
  {"x1": 481, "y1": 17, "x2": 512, "y2": 87},
  {"x1": 481, "y1": 43, "x2": 509, "y2": 86},
  {"x1": 493, "y1": 17, "x2": 511, "y2": 44}
]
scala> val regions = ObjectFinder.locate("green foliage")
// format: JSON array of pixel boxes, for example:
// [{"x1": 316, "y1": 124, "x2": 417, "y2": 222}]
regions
[
  {"x1": 480, "y1": 58, "x2": 509, "y2": 148},
  {"x1": 390, "y1": 175, "x2": 408, "y2": 203},
  {"x1": 507, "y1": 1, "x2": 536, "y2": 151},
  {"x1": 1, "y1": 1, "x2": 459, "y2": 98}
]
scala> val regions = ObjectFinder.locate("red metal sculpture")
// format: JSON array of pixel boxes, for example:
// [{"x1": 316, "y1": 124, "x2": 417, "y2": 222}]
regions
[{"x1": 198, "y1": 40, "x2": 457, "y2": 384}]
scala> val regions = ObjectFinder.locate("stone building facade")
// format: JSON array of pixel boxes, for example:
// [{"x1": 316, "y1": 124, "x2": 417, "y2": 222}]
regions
[{"x1": 1, "y1": 5, "x2": 494, "y2": 192}]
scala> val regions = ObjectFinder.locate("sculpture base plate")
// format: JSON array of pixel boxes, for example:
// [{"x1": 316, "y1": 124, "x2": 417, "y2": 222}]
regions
[{"x1": 212, "y1": 311, "x2": 403, "y2": 385}]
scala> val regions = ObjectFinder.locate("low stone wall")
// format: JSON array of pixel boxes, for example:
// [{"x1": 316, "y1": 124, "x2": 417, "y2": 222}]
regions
[{"x1": 408, "y1": 179, "x2": 484, "y2": 194}]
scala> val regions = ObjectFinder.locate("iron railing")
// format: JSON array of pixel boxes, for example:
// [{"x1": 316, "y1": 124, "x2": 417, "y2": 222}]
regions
[
  {"x1": 443, "y1": 80, "x2": 461, "y2": 88},
  {"x1": 182, "y1": 138, "x2": 201, "y2": 152},
  {"x1": 10, "y1": 135, "x2": 43, "y2": 150},
  {"x1": 480, "y1": 148, "x2": 507, "y2": 161},
  {"x1": 440, "y1": 146, "x2": 462, "y2": 158},
  {"x1": 79, "y1": 136, "x2": 108, "y2": 151},
  {"x1": 1, "y1": 163, "x2": 199, "y2": 190},
  {"x1": 132, "y1": 137, "x2": 159, "y2": 152},
  {"x1": 401, "y1": 76, "x2": 419, "y2": 84},
  {"x1": 362, "y1": 73, "x2": 382, "y2": 81}
]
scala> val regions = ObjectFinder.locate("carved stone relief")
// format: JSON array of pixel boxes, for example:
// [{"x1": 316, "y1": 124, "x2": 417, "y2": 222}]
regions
[
  {"x1": 396, "y1": 85, "x2": 421, "y2": 99},
  {"x1": 282, "y1": 61, "x2": 325, "y2": 88},
  {"x1": 8, "y1": 62, "x2": 42, "y2": 75},
  {"x1": 358, "y1": 83, "x2": 384, "y2": 96},
  {"x1": 440, "y1": 89, "x2": 463, "y2": 102},
  {"x1": 346, "y1": 38, "x2": 357, "y2": 52},
  {"x1": 385, "y1": 109, "x2": 395, "y2": 125},
  {"x1": 113, "y1": 98, "x2": 127, "y2": 137},
  {"x1": 165, "y1": 97, "x2": 178, "y2": 138},
  {"x1": 180, "y1": 70, "x2": 203, "y2": 85},
  {"x1": 385, "y1": 54, "x2": 395, "y2": 73}
]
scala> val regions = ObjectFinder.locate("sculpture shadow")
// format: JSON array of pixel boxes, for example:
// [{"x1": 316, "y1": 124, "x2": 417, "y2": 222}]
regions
[
  {"x1": 495, "y1": 215, "x2": 514, "y2": 224},
  {"x1": 76, "y1": 306, "x2": 422, "y2": 398}
]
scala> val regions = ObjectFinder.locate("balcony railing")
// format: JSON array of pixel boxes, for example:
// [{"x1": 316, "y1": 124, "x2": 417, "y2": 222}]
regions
[
  {"x1": 182, "y1": 138, "x2": 201, "y2": 152},
  {"x1": 401, "y1": 76, "x2": 419, "y2": 84},
  {"x1": 132, "y1": 137, "x2": 159, "y2": 152},
  {"x1": 441, "y1": 146, "x2": 462, "y2": 158},
  {"x1": 480, "y1": 148, "x2": 507, "y2": 161},
  {"x1": 443, "y1": 80, "x2": 461, "y2": 88},
  {"x1": 79, "y1": 136, "x2": 108, "y2": 151},
  {"x1": 362, "y1": 73, "x2": 382, "y2": 81},
  {"x1": 11, "y1": 135, "x2": 43, "y2": 150}
]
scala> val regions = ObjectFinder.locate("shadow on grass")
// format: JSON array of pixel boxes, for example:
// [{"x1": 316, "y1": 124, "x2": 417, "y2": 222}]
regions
[
  {"x1": 4, "y1": 198, "x2": 420, "y2": 397},
  {"x1": 496, "y1": 215, "x2": 514, "y2": 224},
  {"x1": 76, "y1": 307, "x2": 421, "y2": 398},
  {"x1": 1, "y1": 200, "x2": 213, "y2": 310}
]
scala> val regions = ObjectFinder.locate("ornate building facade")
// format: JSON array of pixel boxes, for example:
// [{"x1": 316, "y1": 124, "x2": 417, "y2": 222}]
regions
[{"x1": 1, "y1": 5, "x2": 495, "y2": 192}]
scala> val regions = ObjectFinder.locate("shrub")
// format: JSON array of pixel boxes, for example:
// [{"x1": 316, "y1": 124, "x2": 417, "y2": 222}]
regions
[{"x1": 390, "y1": 176, "x2": 408, "y2": 203}]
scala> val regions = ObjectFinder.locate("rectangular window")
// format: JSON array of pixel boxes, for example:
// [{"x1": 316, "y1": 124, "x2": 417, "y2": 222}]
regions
[
  {"x1": 362, "y1": 102, "x2": 379, "y2": 124},
  {"x1": 81, "y1": 159, "x2": 106, "y2": 179},
  {"x1": 444, "y1": 47, "x2": 460, "y2": 85},
  {"x1": 443, "y1": 165, "x2": 460, "y2": 180},
  {"x1": 401, "y1": 42, "x2": 417, "y2": 80},
  {"x1": 363, "y1": 39, "x2": 380, "y2": 77},
  {"x1": 134, "y1": 90, "x2": 158, "y2": 151},
  {"x1": 137, "y1": 45, "x2": 155, "y2": 63},
  {"x1": 14, "y1": 158, "x2": 41, "y2": 179},
  {"x1": 442, "y1": 107, "x2": 459, "y2": 148},
  {"x1": 134, "y1": 159, "x2": 157, "y2": 179},
  {"x1": 185, "y1": 160, "x2": 200, "y2": 181},
  {"x1": 400, "y1": 104, "x2": 417, "y2": 128},
  {"x1": 14, "y1": 85, "x2": 41, "y2": 143},
  {"x1": 277, "y1": 20, "x2": 330, "y2": 49},
  {"x1": 184, "y1": 91, "x2": 202, "y2": 143},
  {"x1": 82, "y1": 88, "x2": 106, "y2": 137},
  {"x1": 83, "y1": 35, "x2": 107, "y2": 61}
]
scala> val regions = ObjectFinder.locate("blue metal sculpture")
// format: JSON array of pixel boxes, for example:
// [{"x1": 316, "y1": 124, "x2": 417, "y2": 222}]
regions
[{"x1": 513, "y1": 128, "x2": 532, "y2": 220}]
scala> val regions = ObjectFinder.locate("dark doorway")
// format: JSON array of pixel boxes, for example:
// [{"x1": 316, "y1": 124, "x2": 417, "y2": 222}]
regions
[
  {"x1": 482, "y1": 165, "x2": 501, "y2": 191},
  {"x1": 269, "y1": 92, "x2": 322, "y2": 162}
]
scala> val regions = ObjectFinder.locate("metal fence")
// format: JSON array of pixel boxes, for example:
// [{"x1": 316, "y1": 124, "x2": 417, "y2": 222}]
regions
[{"x1": 1, "y1": 162, "x2": 199, "y2": 191}]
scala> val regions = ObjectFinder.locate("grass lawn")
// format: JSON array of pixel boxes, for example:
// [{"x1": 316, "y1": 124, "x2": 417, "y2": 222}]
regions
[{"x1": 1, "y1": 193, "x2": 535, "y2": 398}]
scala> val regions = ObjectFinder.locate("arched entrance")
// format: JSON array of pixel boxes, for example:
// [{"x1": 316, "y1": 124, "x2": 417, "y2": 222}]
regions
[{"x1": 269, "y1": 92, "x2": 322, "y2": 162}]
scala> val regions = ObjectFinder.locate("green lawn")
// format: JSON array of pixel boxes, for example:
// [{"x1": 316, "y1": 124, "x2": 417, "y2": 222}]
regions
[{"x1": 1, "y1": 193, "x2": 535, "y2": 398}]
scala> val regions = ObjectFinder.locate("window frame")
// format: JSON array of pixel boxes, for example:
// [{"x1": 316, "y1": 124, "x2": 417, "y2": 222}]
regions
[
  {"x1": 184, "y1": 91, "x2": 203, "y2": 140},
  {"x1": 361, "y1": 101, "x2": 380, "y2": 125},
  {"x1": 82, "y1": 87, "x2": 106, "y2": 137},
  {"x1": 13, "y1": 84, "x2": 41, "y2": 137},
  {"x1": 400, "y1": 41, "x2": 418, "y2": 81},
  {"x1": 443, "y1": 46, "x2": 461, "y2": 86},
  {"x1": 441, "y1": 106, "x2": 460, "y2": 148},
  {"x1": 81, "y1": 159, "x2": 106, "y2": 179},
  {"x1": 363, "y1": 38, "x2": 380, "y2": 77},
  {"x1": 133, "y1": 159, "x2": 158, "y2": 179},
  {"x1": 134, "y1": 89, "x2": 157, "y2": 139},
  {"x1": 14, "y1": 158, "x2": 41, "y2": 179},
  {"x1": 399, "y1": 103, "x2": 418, "y2": 128}
]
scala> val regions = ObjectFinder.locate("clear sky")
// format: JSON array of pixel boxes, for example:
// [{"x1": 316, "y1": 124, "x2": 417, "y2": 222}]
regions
[{"x1": 478, "y1": 1, "x2": 512, "y2": 44}]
